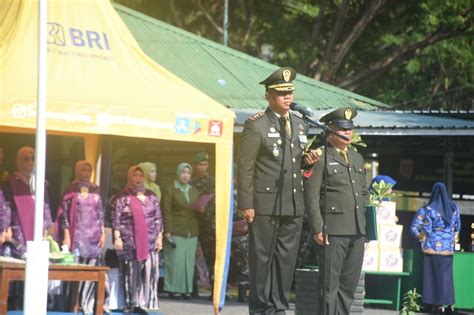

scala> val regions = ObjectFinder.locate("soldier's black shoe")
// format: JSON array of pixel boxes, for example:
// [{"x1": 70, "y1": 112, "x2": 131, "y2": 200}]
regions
[{"x1": 237, "y1": 284, "x2": 248, "y2": 303}]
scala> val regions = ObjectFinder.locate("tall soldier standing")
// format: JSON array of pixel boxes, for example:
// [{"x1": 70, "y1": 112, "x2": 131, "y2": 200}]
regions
[
  {"x1": 304, "y1": 107, "x2": 368, "y2": 315},
  {"x1": 237, "y1": 67, "x2": 319, "y2": 314}
]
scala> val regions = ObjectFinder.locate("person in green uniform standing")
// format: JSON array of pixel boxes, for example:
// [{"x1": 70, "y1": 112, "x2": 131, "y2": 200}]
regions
[
  {"x1": 190, "y1": 152, "x2": 217, "y2": 299},
  {"x1": 237, "y1": 67, "x2": 320, "y2": 314},
  {"x1": 304, "y1": 107, "x2": 369, "y2": 315}
]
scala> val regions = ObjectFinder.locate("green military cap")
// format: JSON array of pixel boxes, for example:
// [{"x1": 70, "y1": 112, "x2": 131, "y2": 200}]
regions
[
  {"x1": 193, "y1": 152, "x2": 209, "y2": 163},
  {"x1": 259, "y1": 67, "x2": 296, "y2": 91},
  {"x1": 320, "y1": 107, "x2": 358, "y2": 129}
]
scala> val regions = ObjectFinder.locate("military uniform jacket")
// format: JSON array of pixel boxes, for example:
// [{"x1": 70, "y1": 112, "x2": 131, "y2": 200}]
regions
[
  {"x1": 237, "y1": 107, "x2": 309, "y2": 216},
  {"x1": 304, "y1": 145, "x2": 369, "y2": 235}
]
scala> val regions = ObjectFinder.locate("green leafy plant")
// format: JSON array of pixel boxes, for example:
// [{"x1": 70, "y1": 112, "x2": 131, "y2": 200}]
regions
[
  {"x1": 304, "y1": 130, "x2": 366, "y2": 153},
  {"x1": 369, "y1": 179, "x2": 396, "y2": 205},
  {"x1": 348, "y1": 131, "x2": 367, "y2": 152},
  {"x1": 303, "y1": 134, "x2": 319, "y2": 154},
  {"x1": 400, "y1": 288, "x2": 422, "y2": 315}
]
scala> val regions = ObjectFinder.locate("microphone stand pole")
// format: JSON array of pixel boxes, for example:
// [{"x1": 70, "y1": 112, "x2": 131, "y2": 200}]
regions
[{"x1": 297, "y1": 113, "x2": 348, "y2": 315}]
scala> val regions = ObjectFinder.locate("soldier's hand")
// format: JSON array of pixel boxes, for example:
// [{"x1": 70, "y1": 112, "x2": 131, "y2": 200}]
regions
[
  {"x1": 313, "y1": 232, "x2": 329, "y2": 245},
  {"x1": 239, "y1": 208, "x2": 255, "y2": 223},
  {"x1": 304, "y1": 148, "x2": 323, "y2": 166}
]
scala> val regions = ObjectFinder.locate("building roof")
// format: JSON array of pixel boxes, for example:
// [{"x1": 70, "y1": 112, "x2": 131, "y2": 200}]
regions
[
  {"x1": 114, "y1": 4, "x2": 474, "y2": 136},
  {"x1": 234, "y1": 109, "x2": 474, "y2": 135},
  {"x1": 114, "y1": 4, "x2": 389, "y2": 111}
]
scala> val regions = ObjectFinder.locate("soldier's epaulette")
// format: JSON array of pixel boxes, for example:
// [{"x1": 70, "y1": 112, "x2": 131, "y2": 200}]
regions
[{"x1": 248, "y1": 111, "x2": 265, "y2": 121}]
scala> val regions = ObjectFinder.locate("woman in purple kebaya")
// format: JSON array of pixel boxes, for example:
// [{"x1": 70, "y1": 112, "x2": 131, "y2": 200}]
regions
[
  {"x1": 3, "y1": 146, "x2": 53, "y2": 258},
  {"x1": 56, "y1": 160, "x2": 105, "y2": 315},
  {"x1": 1, "y1": 147, "x2": 53, "y2": 309},
  {"x1": 111, "y1": 165, "x2": 163, "y2": 313}
]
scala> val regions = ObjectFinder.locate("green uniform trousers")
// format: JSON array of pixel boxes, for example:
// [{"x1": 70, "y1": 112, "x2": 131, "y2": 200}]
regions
[
  {"x1": 249, "y1": 215, "x2": 303, "y2": 315},
  {"x1": 318, "y1": 235, "x2": 365, "y2": 315}
]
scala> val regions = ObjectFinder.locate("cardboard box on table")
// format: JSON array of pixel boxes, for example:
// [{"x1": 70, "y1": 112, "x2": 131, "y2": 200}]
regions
[
  {"x1": 379, "y1": 248, "x2": 404, "y2": 272},
  {"x1": 379, "y1": 224, "x2": 403, "y2": 248},
  {"x1": 375, "y1": 201, "x2": 397, "y2": 225},
  {"x1": 362, "y1": 247, "x2": 379, "y2": 272}
]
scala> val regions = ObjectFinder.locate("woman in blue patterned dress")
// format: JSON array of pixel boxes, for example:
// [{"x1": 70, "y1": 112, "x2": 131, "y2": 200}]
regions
[{"x1": 411, "y1": 182, "x2": 461, "y2": 314}]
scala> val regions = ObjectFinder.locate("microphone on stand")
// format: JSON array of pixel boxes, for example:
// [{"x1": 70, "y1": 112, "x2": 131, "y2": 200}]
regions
[
  {"x1": 291, "y1": 103, "x2": 350, "y2": 142},
  {"x1": 290, "y1": 103, "x2": 313, "y2": 117}
]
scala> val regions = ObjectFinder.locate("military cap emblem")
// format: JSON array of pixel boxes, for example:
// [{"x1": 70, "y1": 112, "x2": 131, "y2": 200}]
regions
[
  {"x1": 282, "y1": 69, "x2": 291, "y2": 82},
  {"x1": 344, "y1": 109, "x2": 353, "y2": 120},
  {"x1": 259, "y1": 67, "x2": 296, "y2": 92}
]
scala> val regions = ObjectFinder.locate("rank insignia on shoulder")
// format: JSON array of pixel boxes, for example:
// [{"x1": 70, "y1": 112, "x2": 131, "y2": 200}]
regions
[{"x1": 249, "y1": 112, "x2": 265, "y2": 121}]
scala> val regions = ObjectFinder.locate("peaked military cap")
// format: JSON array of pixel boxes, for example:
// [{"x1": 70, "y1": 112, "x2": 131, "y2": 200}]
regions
[
  {"x1": 259, "y1": 67, "x2": 296, "y2": 91},
  {"x1": 193, "y1": 152, "x2": 209, "y2": 163},
  {"x1": 320, "y1": 107, "x2": 357, "y2": 129}
]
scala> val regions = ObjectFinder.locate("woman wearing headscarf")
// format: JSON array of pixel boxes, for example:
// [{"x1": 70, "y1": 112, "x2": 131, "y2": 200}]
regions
[
  {"x1": 162, "y1": 162, "x2": 201, "y2": 300},
  {"x1": 138, "y1": 162, "x2": 162, "y2": 201},
  {"x1": 1, "y1": 147, "x2": 53, "y2": 309},
  {"x1": 56, "y1": 160, "x2": 105, "y2": 314},
  {"x1": 411, "y1": 182, "x2": 461, "y2": 314},
  {"x1": 3, "y1": 146, "x2": 53, "y2": 258},
  {"x1": 111, "y1": 165, "x2": 163, "y2": 313}
]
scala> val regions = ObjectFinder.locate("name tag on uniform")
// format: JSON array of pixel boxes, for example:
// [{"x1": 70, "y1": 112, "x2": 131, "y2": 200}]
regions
[
  {"x1": 267, "y1": 132, "x2": 280, "y2": 138},
  {"x1": 329, "y1": 162, "x2": 339, "y2": 165},
  {"x1": 298, "y1": 135, "x2": 308, "y2": 143}
]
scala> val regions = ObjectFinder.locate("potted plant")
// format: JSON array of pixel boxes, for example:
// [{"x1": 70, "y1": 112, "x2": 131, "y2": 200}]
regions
[
  {"x1": 400, "y1": 288, "x2": 422, "y2": 315},
  {"x1": 369, "y1": 179, "x2": 396, "y2": 205},
  {"x1": 369, "y1": 178, "x2": 398, "y2": 225}
]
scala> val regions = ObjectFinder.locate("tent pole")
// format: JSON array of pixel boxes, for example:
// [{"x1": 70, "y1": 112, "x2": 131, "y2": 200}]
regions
[{"x1": 24, "y1": 0, "x2": 50, "y2": 314}]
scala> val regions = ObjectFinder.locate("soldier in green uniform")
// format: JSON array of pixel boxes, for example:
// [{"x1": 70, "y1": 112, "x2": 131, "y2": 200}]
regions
[
  {"x1": 304, "y1": 107, "x2": 369, "y2": 315},
  {"x1": 190, "y1": 152, "x2": 216, "y2": 298},
  {"x1": 237, "y1": 67, "x2": 319, "y2": 314}
]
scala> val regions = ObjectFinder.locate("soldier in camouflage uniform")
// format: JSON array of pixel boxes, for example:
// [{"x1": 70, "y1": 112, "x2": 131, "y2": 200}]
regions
[
  {"x1": 229, "y1": 181, "x2": 250, "y2": 303},
  {"x1": 190, "y1": 152, "x2": 216, "y2": 299}
]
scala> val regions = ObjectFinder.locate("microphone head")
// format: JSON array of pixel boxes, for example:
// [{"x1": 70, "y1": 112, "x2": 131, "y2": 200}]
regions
[{"x1": 290, "y1": 103, "x2": 313, "y2": 116}]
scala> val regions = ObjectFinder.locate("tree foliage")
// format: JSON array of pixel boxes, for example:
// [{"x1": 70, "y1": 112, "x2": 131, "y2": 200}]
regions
[{"x1": 114, "y1": 0, "x2": 473, "y2": 110}]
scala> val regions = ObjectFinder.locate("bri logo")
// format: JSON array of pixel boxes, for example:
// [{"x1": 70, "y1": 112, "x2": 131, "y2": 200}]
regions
[{"x1": 47, "y1": 22, "x2": 110, "y2": 50}]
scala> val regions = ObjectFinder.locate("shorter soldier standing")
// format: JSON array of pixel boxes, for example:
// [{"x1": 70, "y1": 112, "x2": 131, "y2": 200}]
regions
[{"x1": 304, "y1": 108, "x2": 369, "y2": 315}]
